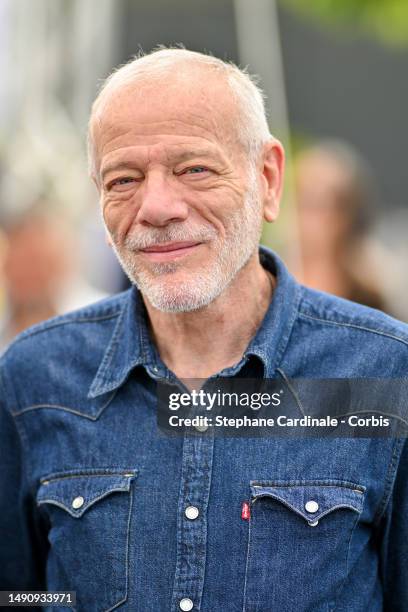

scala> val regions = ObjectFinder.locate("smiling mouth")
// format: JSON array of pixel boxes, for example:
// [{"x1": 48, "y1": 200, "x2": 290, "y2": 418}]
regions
[{"x1": 139, "y1": 241, "x2": 202, "y2": 261}]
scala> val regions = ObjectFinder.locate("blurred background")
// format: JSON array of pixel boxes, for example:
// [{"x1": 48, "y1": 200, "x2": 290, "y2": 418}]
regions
[{"x1": 1, "y1": 0, "x2": 408, "y2": 351}]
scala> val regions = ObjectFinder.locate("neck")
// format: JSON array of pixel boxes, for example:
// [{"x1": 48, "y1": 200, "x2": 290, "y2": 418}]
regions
[{"x1": 143, "y1": 252, "x2": 274, "y2": 380}]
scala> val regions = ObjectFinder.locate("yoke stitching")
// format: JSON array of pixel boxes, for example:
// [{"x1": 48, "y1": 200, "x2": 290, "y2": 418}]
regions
[
  {"x1": 299, "y1": 312, "x2": 408, "y2": 347},
  {"x1": 12, "y1": 389, "x2": 117, "y2": 420},
  {"x1": 3, "y1": 312, "x2": 121, "y2": 350}
]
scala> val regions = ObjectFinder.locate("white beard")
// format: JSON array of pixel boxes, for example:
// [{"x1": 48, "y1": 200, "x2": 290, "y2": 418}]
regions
[{"x1": 108, "y1": 172, "x2": 263, "y2": 312}]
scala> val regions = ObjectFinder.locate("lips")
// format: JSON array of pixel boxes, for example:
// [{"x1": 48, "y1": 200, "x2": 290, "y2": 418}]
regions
[
  {"x1": 140, "y1": 241, "x2": 200, "y2": 253},
  {"x1": 139, "y1": 241, "x2": 202, "y2": 262}
]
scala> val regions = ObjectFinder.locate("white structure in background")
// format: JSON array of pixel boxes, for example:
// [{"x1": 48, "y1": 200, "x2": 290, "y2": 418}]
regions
[
  {"x1": 0, "y1": 0, "x2": 124, "y2": 305},
  {"x1": 0, "y1": 0, "x2": 120, "y2": 218},
  {"x1": 234, "y1": 0, "x2": 300, "y2": 265}
]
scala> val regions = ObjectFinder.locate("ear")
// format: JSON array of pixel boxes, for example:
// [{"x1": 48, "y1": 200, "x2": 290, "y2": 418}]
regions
[{"x1": 260, "y1": 139, "x2": 285, "y2": 223}]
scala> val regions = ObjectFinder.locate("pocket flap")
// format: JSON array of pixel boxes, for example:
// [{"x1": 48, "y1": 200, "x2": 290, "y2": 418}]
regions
[
  {"x1": 250, "y1": 480, "x2": 365, "y2": 525},
  {"x1": 37, "y1": 468, "x2": 138, "y2": 518}
]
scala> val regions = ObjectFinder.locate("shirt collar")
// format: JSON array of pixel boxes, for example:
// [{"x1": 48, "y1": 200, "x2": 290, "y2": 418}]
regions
[
  {"x1": 88, "y1": 246, "x2": 301, "y2": 398},
  {"x1": 88, "y1": 287, "x2": 152, "y2": 398},
  {"x1": 243, "y1": 246, "x2": 301, "y2": 377}
]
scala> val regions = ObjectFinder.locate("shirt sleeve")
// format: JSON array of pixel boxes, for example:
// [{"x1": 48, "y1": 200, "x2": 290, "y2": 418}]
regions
[
  {"x1": 380, "y1": 437, "x2": 408, "y2": 612},
  {"x1": 0, "y1": 360, "x2": 47, "y2": 598}
]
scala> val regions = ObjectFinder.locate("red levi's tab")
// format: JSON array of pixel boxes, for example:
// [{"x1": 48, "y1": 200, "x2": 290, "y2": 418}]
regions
[{"x1": 241, "y1": 501, "x2": 251, "y2": 520}]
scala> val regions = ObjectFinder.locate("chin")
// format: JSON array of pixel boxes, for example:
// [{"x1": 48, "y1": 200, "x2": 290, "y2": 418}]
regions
[
  {"x1": 138, "y1": 275, "x2": 224, "y2": 313},
  {"x1": 148, "y1": 299, "x2": 208, "y2": 314},
  {"x1": 145, "y1": 291, "x2": 214, "y2": 313},
  {"x1": 119, "y1": 251, "x2": 241, "y2": 312}
]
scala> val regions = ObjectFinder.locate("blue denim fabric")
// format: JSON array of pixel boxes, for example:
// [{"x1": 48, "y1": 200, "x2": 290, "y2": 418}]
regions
[{"x1": 1, "y1": 246, "x2": 408, "y2": 612}]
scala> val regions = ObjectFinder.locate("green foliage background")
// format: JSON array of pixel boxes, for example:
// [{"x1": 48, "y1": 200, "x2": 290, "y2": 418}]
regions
[{"x1": 280, "y1": 0, "x2": 408, "y2": 45}]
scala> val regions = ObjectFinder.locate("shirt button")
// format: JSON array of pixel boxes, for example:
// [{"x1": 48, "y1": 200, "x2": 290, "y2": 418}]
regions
[
  {"x1": 185, "y1": 505, "x2": 199, "y2": 520},
  {"x1": 194, "y1": 423, "x2": 208, "y2": 432},
  {"x1": 72, "y1": 496, "x2": 84, "y2": 509},
  {"x1": 179, "y1": 598, "x2": 194, "y2": 611},
  {"x1": 305, "y1": 500, "x2": 319, "y2": 513}
]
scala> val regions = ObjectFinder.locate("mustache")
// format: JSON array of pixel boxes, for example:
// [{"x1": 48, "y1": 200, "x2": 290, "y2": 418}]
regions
[{"x1": 123, "y1": 222, "x2": 218, "y2": 250}]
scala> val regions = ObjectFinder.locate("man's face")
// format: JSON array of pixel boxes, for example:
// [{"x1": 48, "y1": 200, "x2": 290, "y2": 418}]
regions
[{"x1": 92, "y1": 72, "x2": 264, "y2": 312}]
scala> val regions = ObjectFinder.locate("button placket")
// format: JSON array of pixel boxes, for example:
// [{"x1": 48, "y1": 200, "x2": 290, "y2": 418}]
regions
[{"x1": 170, "y1": 430, "x2": 214, "y2": 611}]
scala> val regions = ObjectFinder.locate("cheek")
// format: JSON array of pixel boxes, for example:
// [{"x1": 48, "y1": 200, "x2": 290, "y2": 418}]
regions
[
  {"x1": 190, "y1": 185, "x2": 246, "y2": 236},
  {"x1": 102, "y1": 197, "x2": 138, "y2": 242}
]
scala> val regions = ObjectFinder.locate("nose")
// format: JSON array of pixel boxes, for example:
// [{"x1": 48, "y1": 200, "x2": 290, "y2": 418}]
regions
[{"x1": 135, "y1": 171, "x2": 188, "y2": 227}]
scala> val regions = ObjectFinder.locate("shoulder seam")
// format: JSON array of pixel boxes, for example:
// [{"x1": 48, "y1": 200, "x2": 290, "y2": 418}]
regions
[
  {"x1": 2, "y1": 312, "x2": 120, "y2": 354},
  {"x1": 299, "y1": 312, "x2": 408, "y2": 348}
]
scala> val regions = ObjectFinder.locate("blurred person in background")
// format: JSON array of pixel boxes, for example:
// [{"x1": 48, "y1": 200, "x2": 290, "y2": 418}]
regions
[
  {"x1": 291, "y1": 140, "x2": 387, "y2": 312},
  {"x1": 0, "y1": 202, "x2": 106, "y2": 352}
]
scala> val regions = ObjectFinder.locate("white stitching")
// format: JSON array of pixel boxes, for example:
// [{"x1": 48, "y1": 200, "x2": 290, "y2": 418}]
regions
[{"x1": 299, "y1": 311, "x2": 408, "y2": 347}]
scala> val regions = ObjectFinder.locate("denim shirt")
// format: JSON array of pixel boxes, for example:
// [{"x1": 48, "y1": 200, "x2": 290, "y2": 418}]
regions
[{"x1": 1, "y1": 246, "x2": 408, "y2": 612}]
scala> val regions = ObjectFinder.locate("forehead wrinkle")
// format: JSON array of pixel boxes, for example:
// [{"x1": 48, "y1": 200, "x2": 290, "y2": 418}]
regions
[
  {"x1": 94, "y1": 86, "x2": 239, "y2": 142},
  {"x1": 96, "y1": 123, "x2": 222, "y2": 169},
  {"x1": 100, "y1": 134, "x2": 228, "y2": 165},
  {"x1": 98, "y1": 117, "x2": 224, "y2": 148},
  {"x1": 93, "y1": 85, "x2": 244, "y2": 177}
]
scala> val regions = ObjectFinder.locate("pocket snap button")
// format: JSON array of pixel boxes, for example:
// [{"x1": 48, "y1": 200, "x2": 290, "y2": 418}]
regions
[
  {"x1": 309, "y1": 519, "x2": 319, "y2": 527},
  {"x1": 72, "y1": 495, "x2": 84, "y2": 509},
  {"x1": 305, "y1": 500, "x2": 319, "y2": 513},
  {"x1": 179, "y1": 598, "x2": 194, "y2": 611}
]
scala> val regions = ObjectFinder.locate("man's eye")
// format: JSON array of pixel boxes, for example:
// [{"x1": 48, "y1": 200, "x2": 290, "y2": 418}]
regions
[
  {"x1": 184, "y1": 166, "x2": 208, "y2": 174},
  {"x1": 107, "y1": 177, "x2": 138, "y2": 191},
  {"x1": 115, "y1": 177, "x2": 136, "y2": 185}
]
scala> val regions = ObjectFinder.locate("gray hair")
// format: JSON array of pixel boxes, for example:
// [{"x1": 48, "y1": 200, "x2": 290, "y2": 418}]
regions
[{"x1": 87, "y1": 46, "x2": 272, "y2": 177}]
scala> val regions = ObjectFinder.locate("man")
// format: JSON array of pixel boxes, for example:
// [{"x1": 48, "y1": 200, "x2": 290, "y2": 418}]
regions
[{"x1": 1, "y1": 48, "x2": 407, "y2": 612}]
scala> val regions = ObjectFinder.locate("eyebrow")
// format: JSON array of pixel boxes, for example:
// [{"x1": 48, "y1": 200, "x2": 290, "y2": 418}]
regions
[
  {"x1": 100, "y1": 162, "x2": 140, "y2": 181},
  {"x1": 100, "y1": 148, "x2": 222, "y2": 180}
]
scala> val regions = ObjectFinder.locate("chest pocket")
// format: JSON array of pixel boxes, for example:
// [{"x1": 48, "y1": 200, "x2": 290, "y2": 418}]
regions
[
  {"x1": 243, "y1": 480, "x2": 365, "y2": 612},
  {"x1": 36, "y1": 468, "x2": 137, "y2": 612}
]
